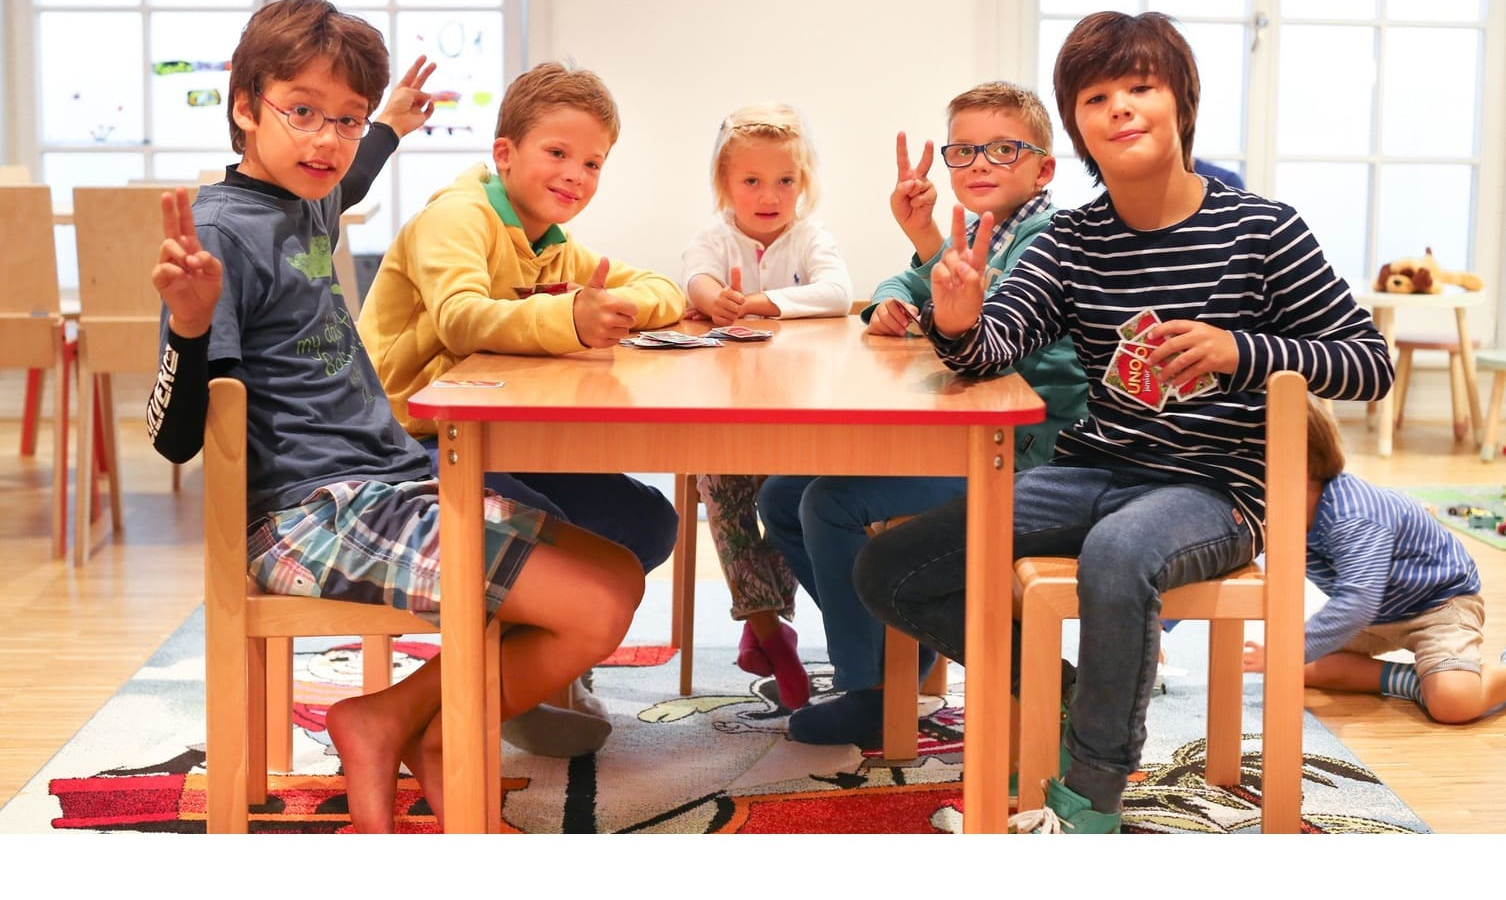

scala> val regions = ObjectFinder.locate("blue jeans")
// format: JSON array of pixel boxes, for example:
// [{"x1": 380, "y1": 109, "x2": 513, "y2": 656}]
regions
[
  {"x1": 758, "y1": 475, "x2": 964, "y2": 690},
  {"x1": 419, "y1": 438, "x2": 678, "y2": 572},
  {"x1": 853, "y1": 463, "x2": 1253, "y2": 810}
]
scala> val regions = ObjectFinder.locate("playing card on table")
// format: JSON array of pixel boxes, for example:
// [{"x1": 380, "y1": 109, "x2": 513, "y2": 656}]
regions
[
  {"x1": 621, "y1": 331, "x2": 723, "y2": 349},
  {"x1": 706, "y1": 325, "x2": 774, "y2": 342},
  {"x1": 1103, "y1": 341, "x2": 1167, "y2": 410}
]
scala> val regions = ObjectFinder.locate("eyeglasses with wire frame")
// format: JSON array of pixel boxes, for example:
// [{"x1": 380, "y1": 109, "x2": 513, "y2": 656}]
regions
[
  {"x1": 258, "y1": 95, "x2": 371, "y2": 141},
  {"x1": 939, "y1": 139, "x2": 1046, "y2": 168}
]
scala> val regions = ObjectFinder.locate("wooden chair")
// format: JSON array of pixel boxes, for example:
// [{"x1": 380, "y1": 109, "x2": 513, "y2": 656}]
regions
[
  {"x1": 0, "y1": 184, "x2": 71, "y2": 558},
  {"x1": 1392, "y1": 333, "x2": 1481, "y2": 440},
  {"x1": 204, "y1": 377, "x2": 503, "y2": 832},
  {"x1": 1012, "y1": 370, "x2": 1309, "y2": 832},
  {"x1": 71, "y1": 185, "x2": 188, "y2": 565}
]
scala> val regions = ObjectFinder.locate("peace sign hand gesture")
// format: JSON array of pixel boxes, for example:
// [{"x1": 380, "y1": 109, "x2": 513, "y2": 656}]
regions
[
  {"x1": 929, "y1": 204, "x2": 991, "y2": 338},
  {"x1": 890, "y1": 131, "x2": 938, "y2": 240},
  {"x1": 152, "y1": 186, "x2": 222, "y2": 339}
]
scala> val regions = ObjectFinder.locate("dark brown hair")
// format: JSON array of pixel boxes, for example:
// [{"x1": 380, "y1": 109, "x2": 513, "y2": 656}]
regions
[
  {"x1": 1052, "y1": 11, "x2": 1199, "y2": 184},
  {"x1": 227, "y1": 0, "x2": 389, "y2": 154},
  {"x1": 946, "y1": 81, "x2": 1053, "y2": 153},
  {"x1": 1305, "y1": 394, "x2": 1346, "y2": 483},
  {"x1": 494, "y1": 62, "x2": 620, "y2": 143}
]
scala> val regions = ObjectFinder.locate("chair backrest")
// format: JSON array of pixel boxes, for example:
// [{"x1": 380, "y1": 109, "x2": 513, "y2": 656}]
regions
[
  {"x1": 1260, "y1": 369, "x2": 1308, "y2": 675},
  {"x1": 0, "y1": 164, "x2": 31, "y2": 184},
  {"x1": 199, "y1": 168, "x2": 227, "y2": 185},
  {"x1": 205, "y1": 378, "x2": 250, "y2": 584},
  {"x1": 0, "y1": 184, "x2": 65, "y2": 369},
  {"x1": 73, "y1": 184, "x2": 197, "y2": 374}
]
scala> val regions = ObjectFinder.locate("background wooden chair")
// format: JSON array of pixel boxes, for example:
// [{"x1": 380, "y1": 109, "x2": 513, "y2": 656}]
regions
[
  {"x1": 1012, "y1": 370, "x2": 1309, "y2": 832},
  {"x1": 71, "y1": 185, "x2": 188, "y2": 565},
  {"x1": 1392, "y1": 333, "x2": 1481, "y2": 440},
  {"x1": 204, "y1": 377, "x2": 503, "y2": 832},
  {"x1": 1, "y1": 184, "x2": 71, "y2": 558}
]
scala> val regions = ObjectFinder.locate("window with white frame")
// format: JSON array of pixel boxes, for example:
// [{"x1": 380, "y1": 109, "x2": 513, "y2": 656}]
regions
[
  {"x1": 23, "y1": 0, "x2": 525, "y2": 286},
  {"x1": 1033, "y1": 0, "x2": 1495, "y2": 306}
]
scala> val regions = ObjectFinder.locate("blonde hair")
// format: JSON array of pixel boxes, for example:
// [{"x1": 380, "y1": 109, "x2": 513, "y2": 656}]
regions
[
  {"x1": 710, "y1": 103, "x2": 819, "y2": 216},
  {"x1": 1305, "y1": 394, "x2": 1346, "y2": 483},
  {"x1": 494, "y1": 61, "x2": 620, "y2": 143},
  {"x1": 946, "y1": 81, "x2": 1054, "y2": 153}
]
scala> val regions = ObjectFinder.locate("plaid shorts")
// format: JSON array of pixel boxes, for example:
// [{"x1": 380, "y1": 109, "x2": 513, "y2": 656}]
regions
[{"x1": 247, "y1": 479, "x2": 556, "y2": 626}]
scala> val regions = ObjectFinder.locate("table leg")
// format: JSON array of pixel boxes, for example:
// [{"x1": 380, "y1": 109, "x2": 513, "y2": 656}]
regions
[
  {"x1": 963, "y1": 425, "x2": 1014, "y2": 833},
  {"x1": 439, "y1": 420, "x2": 488, "y2": 833},
  {"x1": 1373, "y1": 306, "x2": 1396, "y2": 457},
  {"x1": 1454, "y1": 306, "x2": 1483, "y2": 448}
]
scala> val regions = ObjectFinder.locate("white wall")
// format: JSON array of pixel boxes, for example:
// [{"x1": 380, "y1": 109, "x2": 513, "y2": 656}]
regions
[{"x1": 528, "y1": 0, "x2": 1036, "y2": 298}]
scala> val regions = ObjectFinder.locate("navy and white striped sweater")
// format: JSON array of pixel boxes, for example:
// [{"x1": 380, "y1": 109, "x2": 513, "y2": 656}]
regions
[{"x1": 931, "y1": 179, "x2": 1395, "y2": 554}]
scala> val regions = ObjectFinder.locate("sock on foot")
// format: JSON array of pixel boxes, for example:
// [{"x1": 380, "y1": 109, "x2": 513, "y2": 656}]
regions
[
  {"x1": 501, "y1": 678, "x2": 611, "y2": 758},
  {"x1": 736, "y1": 620, "x2": 775, "y2": 677},
  {"x1": 1380, "y1": 660, "x2": 1423, "y2": 702},
  {"x1": 787, "y1": 688, "x2": 884, "y2": 745},
  {"x1": 758, "y1": 622, "x2": 810, "y2": 710}
]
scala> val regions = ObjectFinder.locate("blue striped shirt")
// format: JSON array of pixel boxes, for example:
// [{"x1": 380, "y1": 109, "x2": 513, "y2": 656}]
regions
[
  {"x1": 931, "y1": 180, "x2": 1394, "y2": 554},
  {"x1": 1305, "y1": 472, "x2": 1481, "y2": 662}
]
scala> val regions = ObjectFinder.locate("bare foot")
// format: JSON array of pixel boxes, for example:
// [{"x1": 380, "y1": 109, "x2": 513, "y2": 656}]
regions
[
  {"x1": 325, "y1": 693, "x2": 406, "y2": 833},
  {"x1": 400, "y1": 714, "x2": 445, "y2": 831}
]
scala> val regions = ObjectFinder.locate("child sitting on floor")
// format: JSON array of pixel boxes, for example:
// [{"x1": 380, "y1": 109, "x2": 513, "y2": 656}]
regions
[{"x1": 1243, "y1": 397, "x2": 1506, "y2": 724}]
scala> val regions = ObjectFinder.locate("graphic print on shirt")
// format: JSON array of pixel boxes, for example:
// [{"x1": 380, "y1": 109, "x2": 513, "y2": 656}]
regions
[
  {"x1": 285, "y1": 234, "x2": 344, "y2": 297},
  {"x1": 287, "y1": 236, "x2": 374, "y2": 404}
]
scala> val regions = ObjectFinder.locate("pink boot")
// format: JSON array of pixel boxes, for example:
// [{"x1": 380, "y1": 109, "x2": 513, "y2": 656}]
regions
[{"x1": 757, "y1": 623, "x2": 810, "y2": 710}]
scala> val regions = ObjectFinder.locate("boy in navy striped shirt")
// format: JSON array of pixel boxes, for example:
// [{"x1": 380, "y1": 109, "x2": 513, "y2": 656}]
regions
[
  {"x1": 1242, "y1": 397, "x2": 1506, "y2": 724},
  {"x1": 854, "y1": 11, "x2": 1395, "y2": 833}
]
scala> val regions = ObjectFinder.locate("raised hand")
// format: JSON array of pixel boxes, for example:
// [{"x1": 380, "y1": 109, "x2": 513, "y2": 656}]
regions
[
  {"x1": 152, "y1": 186, "x2": 222, "y2": 339},
  {"x1": 928, "y1": 204, "x2": 991, "y2": 337},
  {"x1": 890, "y1": 131, "x2": 937, "y2": 239},
  {"x1": 374, "y1": 55, "x2": 437, "y2": 138},
  {"x1": 572, "y1": 257, "x2": 637, "y2": 348},
  {"x1": 707, "y1": 266, "x2": 746, "y2": 327},
  {"x1": 867, "y1": 299, "x2": 920, "y2": 336}
]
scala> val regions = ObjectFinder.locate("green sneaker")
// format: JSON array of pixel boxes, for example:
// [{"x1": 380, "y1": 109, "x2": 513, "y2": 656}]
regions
[{"x1": 1009, "y1": 779, "x2": 1121, "y2": 834}]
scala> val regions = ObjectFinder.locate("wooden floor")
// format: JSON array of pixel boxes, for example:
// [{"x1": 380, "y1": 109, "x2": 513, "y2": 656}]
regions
[{"x1": 2, "y1": 383, "x2": 1504, "y2": 832}]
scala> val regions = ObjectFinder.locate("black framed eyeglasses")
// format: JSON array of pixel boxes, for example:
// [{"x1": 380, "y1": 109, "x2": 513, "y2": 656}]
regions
[
  {"x1": 939, "y1": 139, "x2": 1046, "y2": 168},
  {"x1": 258, "y1": 94, "x2": 370, "y2": 141}
]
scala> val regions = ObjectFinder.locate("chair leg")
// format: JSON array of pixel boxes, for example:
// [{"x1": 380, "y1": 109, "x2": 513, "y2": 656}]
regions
[
  {"x1": 485, "y1": 618, "x2": 502, "y2": 834},
  {"x1": 96, "y1": 374, "x2": 124, "y2": 532},
  {"x1": 1448, "y1": 352, "x2": 1469, "y2": 441},
  {"x1": 673, "y1": 473, "x2": 698, "y2": 696},
  {"x1": 1392, "y1": 347, "x2": 1413, "y2": 429},
  {"x1": 20, "y1": 367, "x2": 42, "y2": 456},
  {"x1": 921, "y1": 657, "x2": 950, "y2": 695},
  {"x1": 265, "y1": 638, "x2": 294, "y2": 774},
  {"x1": 1482, "y1": 371, "x2": 1506, "y2": 463},
  {"x1": 881, "y1": 628, "x2": 920, "y2": 761},
  {"x1": 1205, "y1": 620, "x2": 1244, "y2": 785},
  {"x1": 1017, "y1": 596, "x2": 1065, "y2": 813},
  {"x1": 51, "y1": 331, "x2": 69, "y2": 560},
  {"x1": 362, "y1": 635, "x2": 393, "y2": 694},
  {"x1": 206, "y1": 632, "x2": 252, "y2": 833},
  {"x1": 73, "y1": 352, "x2": 96, "y2": 567},
  {"x1": 248, "y1": 637, "x2": 270, "y2": 807}
]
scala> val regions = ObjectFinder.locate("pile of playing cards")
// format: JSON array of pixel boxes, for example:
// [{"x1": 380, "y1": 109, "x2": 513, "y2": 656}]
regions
[
  {"x1": 706, "y1": 325, "x2": 773, "y2": 342},
  {"x1": 1104, "y1": 308, "x2": 1218, "y2": 410},
  {"x1": 620, "y1": 330, "x2": 723, "y2": 349}
]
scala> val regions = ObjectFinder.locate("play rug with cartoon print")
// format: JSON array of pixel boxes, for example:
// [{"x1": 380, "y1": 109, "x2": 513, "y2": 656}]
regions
[
  {"x1": 0, "y1": 606, "x2": 1429, "y2": 834},
  {"x1": 1397, "y1": 484, "x2": 1506, "y2": 552}
]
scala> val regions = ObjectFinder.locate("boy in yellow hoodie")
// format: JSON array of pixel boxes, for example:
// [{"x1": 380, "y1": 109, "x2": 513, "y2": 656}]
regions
[{"x1": 358, "y1": 61, "x2": 686, "y2": 758}]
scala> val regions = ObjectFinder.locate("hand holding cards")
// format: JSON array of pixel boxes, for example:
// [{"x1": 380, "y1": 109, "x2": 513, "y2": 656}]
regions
[{"x1": 1104, "y1": 308, "x2": 1218, "y2": 410}]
